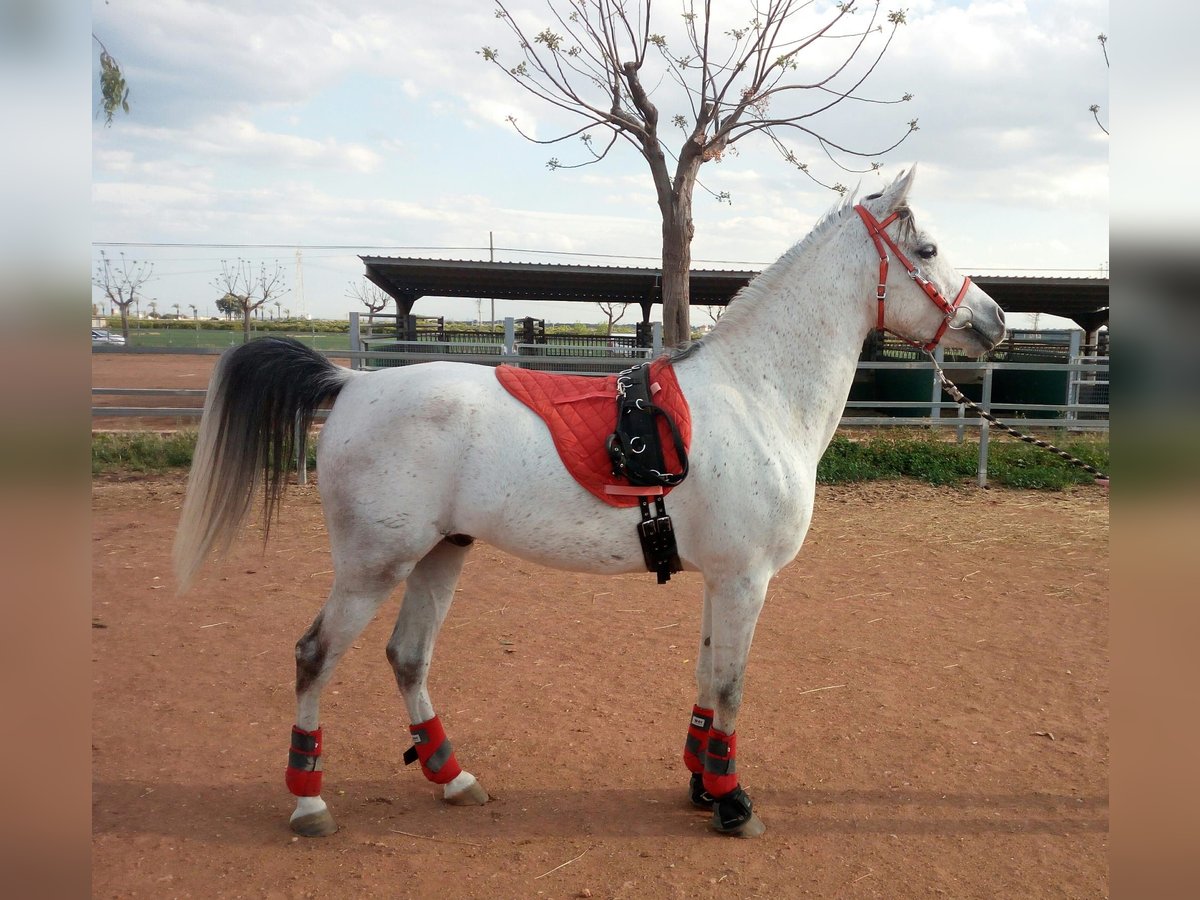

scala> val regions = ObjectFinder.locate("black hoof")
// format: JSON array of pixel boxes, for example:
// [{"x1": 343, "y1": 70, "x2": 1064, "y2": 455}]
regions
[
  {"x1": 689, "y1": 772, "x2": 714, "y2": 809},
  {"x1": 710, "y1": 786, "x2": 765, "y2": 837}
]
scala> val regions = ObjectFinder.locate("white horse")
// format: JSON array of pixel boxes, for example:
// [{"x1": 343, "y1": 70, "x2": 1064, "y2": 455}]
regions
[{"x1": 174, "y1": 168, "x2": 1006, "y2": 838}]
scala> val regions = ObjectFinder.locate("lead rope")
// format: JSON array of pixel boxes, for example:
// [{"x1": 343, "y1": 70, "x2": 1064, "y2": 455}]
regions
[{"x1": 926, "y1": 352, "x2": 1109, "y2": 485}]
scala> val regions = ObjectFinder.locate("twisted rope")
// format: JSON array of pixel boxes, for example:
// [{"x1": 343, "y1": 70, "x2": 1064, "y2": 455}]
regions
[{"x1": 927, "y1": 353, "x2": 1108, "y2": 484}]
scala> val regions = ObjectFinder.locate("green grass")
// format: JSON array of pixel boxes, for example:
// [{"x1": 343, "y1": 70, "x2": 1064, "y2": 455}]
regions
[
  {"x1": 816, "y1": 435, "x2": 1108, "y2": 489},
  {"x1": 93, "y1": 430, "x2": 1108, "y2": 489},
  {"x1": 118, "y1": 328, "x2": 351, "y2": 351},
  {"x1": 91, "y1": 431, "x2": 200, "y2": 474}
]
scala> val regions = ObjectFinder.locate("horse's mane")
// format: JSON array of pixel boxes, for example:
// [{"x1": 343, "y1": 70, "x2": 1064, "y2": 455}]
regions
[{"x1": 670, "y1": 190, "x2": 865, "y2": 361}]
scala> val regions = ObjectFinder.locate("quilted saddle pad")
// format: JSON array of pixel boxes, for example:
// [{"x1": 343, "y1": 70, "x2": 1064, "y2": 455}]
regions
[{"x1": 496, "y1": 358, "x2": 692, "y2": 508}]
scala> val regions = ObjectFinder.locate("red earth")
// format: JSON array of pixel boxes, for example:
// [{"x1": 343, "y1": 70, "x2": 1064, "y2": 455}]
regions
[{"x1": 92, "y1": 353, "x2": 1108, "y2": 898}]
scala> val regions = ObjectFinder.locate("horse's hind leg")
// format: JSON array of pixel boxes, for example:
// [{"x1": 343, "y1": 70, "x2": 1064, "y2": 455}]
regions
[
  {"x1": 288, "y1": 564, "x2": 411, "y2": 837},
  {"x1": 387, "y1": 538, "x2": 489, "y2": 806}
]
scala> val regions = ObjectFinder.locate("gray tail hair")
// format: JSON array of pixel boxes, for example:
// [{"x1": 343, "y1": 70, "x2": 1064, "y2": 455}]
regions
[{"x1": 173, "y1": 337, "x2": 356, "y2": 591}]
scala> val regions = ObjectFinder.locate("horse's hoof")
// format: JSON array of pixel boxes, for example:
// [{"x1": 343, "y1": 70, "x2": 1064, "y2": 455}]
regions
[
  {"x1": 444, "y1": 773, "x2": 489, "y2": 806},
  {"x1": 719, "y1": 811, "x2": 766, "y2": 838},
  {"x1": 290, "y1": 808, "x2": 338, "y2": 837},
  {"x1": 689, "y1": 772, "x2": 714, "y2": 809},
  {"x1": 710, "y1": 786, "x2": 765, "y2": 837}
]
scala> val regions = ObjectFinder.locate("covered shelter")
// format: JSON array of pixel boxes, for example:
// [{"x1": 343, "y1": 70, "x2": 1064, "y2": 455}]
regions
[{"x1": 361, "y1": 256, "x2": 1108, "y2": 337}]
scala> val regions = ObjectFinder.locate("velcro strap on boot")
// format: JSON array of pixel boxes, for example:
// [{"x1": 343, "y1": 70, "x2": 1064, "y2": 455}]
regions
[
  {"x1": 285, "y1": 725, "x2": 324, "y2": 797},
  {"x1": 702, "y1": 728, "x2": 739, "y2": 798},
  {"x1": 404, "y1": 715, "x2": 463, "y2": 785},
  {"x1": 683, "y1": 706, "x2": 714, "y2": 774}
]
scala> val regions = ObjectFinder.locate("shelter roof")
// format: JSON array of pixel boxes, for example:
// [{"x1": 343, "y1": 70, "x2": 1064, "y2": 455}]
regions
[{"x1": 360, "y1": 257, "x2": 1108, "y2": 329}]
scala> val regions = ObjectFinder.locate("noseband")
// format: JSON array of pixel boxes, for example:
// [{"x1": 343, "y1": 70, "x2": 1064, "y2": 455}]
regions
[{"x1": 854, "y1": 204, "x2": 972, "y2": 352}]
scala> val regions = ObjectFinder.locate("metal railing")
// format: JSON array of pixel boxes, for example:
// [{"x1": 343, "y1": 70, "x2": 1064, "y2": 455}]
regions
[{"x1": 92, "y1": 353, "x2": 1107, "y2": 487}]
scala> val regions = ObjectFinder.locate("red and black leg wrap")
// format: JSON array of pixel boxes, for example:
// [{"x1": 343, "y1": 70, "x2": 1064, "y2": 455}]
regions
[
  {"x1": 703, "y1": 728, "x2": 755, "y2": 831},
  {"x1": 285, "y1": 725, "x2": 323, "y2": 797},
  {"x1": 702, "y1": 728, "x2": 739, "y2": 799},
  {"x1": 685, "y1": 706, "x2": 715, "y2": 807},
  {"x1": 402, "y1": 715, "x2": 462, "y2": 785}
]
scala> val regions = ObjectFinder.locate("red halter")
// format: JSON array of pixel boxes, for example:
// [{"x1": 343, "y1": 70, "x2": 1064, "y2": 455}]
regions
[{"x1": 854, "y1": 204, "x2": 972, "y2": 352}]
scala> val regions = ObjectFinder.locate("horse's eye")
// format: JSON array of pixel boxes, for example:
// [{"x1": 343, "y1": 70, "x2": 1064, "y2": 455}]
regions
[{"x1": 917, "y1": 243, "x2": 937, "y2": 260}]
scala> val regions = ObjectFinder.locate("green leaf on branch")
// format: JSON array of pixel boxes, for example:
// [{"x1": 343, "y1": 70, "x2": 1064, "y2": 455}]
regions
[{"x1": 98, "y1": 48, "x2": 129, "y2": 125}]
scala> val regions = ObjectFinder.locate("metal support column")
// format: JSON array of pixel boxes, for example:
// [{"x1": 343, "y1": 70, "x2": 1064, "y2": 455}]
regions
[
  {"x1": 977, "y1": 364, "x2": 994, "y2": 488},
  {"x1": 930, "y1": 345, "x2": 944, "y2": 423},
  {"x1": 348, "y1": 311, "x2": 361, "y2": 371}
]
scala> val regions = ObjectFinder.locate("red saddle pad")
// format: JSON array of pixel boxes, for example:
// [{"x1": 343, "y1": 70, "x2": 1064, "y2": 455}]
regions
[{"x1": 496, "y1": 358, "x2": 692, "y2": 508}]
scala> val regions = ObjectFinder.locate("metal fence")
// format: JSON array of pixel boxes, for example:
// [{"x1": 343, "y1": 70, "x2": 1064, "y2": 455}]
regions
[
  {"x1": 92, "y1": 347, "x2": 1107, "y2": 487},
  {"x1": 352, "y1": 314, "x2": 657, "y2": 374}
]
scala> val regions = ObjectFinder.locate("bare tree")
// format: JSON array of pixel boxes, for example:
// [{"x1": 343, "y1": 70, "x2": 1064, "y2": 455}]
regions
[
  {"x1": 598, "y1": 300, "x2": 629, "y2": 337},
  {"x1": 482, "y1": 1, "x2": 914, "y2": 345},
  {"x1": 705, "y1": 304, "x2": 725, "y2": 326},
  {"x1": 1089, "y1": 33, "x2": 1109, "y2": 136},
  {"x1": 347, "y1": 280, "x2": 392, "y2": 321},
  {"x1": 93, "y1": 250, "x2": 154, "y2": 341},
  {"x1": 212, "y1": 259, "x2": 291, "y2": 342}
]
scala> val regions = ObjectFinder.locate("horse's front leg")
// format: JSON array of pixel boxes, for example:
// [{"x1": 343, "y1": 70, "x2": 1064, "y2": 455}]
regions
[
  {"x1": 691, "y1": 571, "x2": 769, "y2": 837},
  {"x1": 387, "y1": 539, "x2": 489, "y2": 806}
]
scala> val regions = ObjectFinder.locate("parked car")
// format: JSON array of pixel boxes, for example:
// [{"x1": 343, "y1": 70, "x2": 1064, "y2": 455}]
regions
[{"x1": 92, "y1": 329, "x2": 127, "y2": 346}]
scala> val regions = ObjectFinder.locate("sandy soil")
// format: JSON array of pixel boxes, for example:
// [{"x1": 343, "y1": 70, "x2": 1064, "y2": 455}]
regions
[{"x1": 92, "y1": 352, "x2": 1108, "y2": 898}]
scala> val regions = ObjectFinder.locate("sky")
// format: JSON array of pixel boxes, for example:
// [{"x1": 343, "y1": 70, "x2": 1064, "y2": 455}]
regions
[{"x1": 91, "y1": 0, "x2": 1109, "y2": 328}]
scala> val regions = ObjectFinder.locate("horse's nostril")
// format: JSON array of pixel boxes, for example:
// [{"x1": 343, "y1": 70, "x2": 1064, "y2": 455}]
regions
[{"x1": 996, "y1": 308, "x2": 1006, "y2": 327}]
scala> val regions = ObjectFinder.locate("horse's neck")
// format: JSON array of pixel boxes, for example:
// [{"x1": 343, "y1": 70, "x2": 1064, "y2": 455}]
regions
[{"x1": 693, "y1": 235, "x2": 871, "y2": 457}]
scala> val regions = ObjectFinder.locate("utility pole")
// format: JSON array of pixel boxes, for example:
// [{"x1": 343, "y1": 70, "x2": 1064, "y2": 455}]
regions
[{"x1": 295, "y1": 249, "x2": 306, "y2": 319}]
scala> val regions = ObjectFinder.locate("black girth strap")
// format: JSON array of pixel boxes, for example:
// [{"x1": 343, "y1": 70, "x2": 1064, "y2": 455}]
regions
[
  {"x1": 606, "y1": 363, "x2": 689, "y2": 488},
  {"x1": 606, "y1": 363, "x2": 689, "y2": 584}
]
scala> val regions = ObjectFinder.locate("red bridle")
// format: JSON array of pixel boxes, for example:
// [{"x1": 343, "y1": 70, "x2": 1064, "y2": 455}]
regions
[{"x1": 854, "y1": 203, "x2": 973, "y2": 352}]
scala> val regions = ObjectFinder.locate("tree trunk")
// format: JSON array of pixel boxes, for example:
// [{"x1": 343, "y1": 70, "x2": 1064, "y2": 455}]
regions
[
  {"x1": 660, "y1": 183, "x2": 697, "y2": 348},
  {"x1": 242, "y1": 307, "x2": 252, "y2": 343},
  {"x1": 119, "y1": 306, "x2": 130, "y2": 342}
]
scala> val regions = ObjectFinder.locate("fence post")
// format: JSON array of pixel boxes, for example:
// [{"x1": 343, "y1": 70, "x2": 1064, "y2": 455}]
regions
[
  {"x1": 503, "y1": 317, "x2": 516, "y2": 355},
  {"x1": 295, "y1": 412, "x2": 307, "y2": 486},
  {"x1": 930, "y1": 345, "x2": 944, "y2": 423},
  {"x1": 348, "y1": 311, "x2": 362, "y2": 371},
  {"x1": 977, "y1": 364, "x2": 993, "y2": 488},
  {"x1": 1065, "y1": 330, "x2": 1082, "y2": 424}
]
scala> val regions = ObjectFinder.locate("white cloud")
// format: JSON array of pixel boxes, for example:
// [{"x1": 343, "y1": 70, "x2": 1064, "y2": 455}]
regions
[{"x1": 96, "y1": 116, "x2": 380, "y2": 173}]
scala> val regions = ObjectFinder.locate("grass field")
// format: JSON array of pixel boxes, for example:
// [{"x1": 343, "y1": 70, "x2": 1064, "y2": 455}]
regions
[
  {"x1": 118, "y1": 328, "x2": 351, "y2": 350},
  {"x1": 93, "y1": 429, "x2": 1108, "y2": 489}
]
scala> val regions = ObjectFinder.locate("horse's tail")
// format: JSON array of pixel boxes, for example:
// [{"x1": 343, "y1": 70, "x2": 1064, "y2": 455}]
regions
[{"x1": 173, "y1": 337, "x2": 358, "y2": 591}]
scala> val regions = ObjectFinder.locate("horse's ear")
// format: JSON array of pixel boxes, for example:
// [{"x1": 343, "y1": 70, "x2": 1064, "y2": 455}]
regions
[{"x1": 866, "y1": 166, "x2": 917, "y2": 215}]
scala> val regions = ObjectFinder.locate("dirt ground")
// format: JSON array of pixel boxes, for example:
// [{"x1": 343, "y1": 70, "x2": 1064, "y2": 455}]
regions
[{"x1": 92, "y1": 354, "x2": 1109, "y2": 898}]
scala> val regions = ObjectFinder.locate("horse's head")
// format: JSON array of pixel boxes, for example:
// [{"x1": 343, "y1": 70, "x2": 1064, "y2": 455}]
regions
[{"x1": 854, "y1": 167, "x2": 1006, "y2": 355}]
